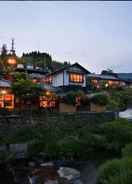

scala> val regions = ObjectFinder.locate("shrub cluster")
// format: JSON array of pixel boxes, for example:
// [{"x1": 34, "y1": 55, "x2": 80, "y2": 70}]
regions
[
  {"x1": 1, "y1": 118, "x2": 132, "y2": 162},
  {"x1": 97, "y1": 118, "x2": 132, "y2": 184}
]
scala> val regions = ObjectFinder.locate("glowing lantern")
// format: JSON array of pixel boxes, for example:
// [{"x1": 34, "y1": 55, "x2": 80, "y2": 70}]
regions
[
  {"x1": 46, "y1": 91, "x2": 51, "y2": 96},
  {"x1": 105, "y1": 83, "x2": 109, "y2": 88},
  {"x1": 7, "y1": 58, "x2": 16, "y2": 65},
  {"x1": 1, "y1": 90, "x2": 7, "y2": 95},
  {"x1": 32, "y1": 79, "x2": 37, "y2": 83}
]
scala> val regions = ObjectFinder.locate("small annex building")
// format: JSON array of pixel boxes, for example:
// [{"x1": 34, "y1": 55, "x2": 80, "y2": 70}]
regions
[{"x1": 44, "y1": 62, "x2": 90, "y2": 88}]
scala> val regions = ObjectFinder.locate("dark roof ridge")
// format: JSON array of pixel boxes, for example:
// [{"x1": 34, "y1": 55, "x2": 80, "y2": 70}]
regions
[{"x1": 47, "y1": 62, "x2": 90, "y2": 76}]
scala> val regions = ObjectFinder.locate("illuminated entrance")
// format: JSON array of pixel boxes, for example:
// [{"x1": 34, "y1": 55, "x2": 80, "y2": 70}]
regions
[
  {"x1": 39, "y1": 90, "x2": 58, "y2": 110},
  {"x1": 0, "y1": 94, "x2": 14, "y2": 110},
  {"x1": 40, "y1": 96, "x2": 56, "y2": 109}
]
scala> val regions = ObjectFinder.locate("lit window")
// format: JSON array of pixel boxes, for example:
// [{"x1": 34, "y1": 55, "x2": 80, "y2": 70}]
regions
[
  {"x1": 69, "y1": 73, "x2": 84, "y2": 83},
  {"x1": 0, "y1": 94, "x2": 14, "y2": 109}
]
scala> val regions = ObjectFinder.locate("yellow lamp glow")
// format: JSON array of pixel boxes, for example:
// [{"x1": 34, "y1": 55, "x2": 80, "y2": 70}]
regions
[
  {"x1": 1, "y1": 90, "x2": 7, "y2": 95},
  {"x1": 105, "y1": 83, "x2": 109, "y2": 88},
  {"x1": 46, "y1": 91, "x2": 50, "y2": 96},
  {"x1": 7, "y1": 58, "x2": 16, "y2": 65}
]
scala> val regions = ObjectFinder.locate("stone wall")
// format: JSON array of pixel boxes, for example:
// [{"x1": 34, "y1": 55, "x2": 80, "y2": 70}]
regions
[{"x1": 0, "y1": 111, "x2": 118, "y2": 135}]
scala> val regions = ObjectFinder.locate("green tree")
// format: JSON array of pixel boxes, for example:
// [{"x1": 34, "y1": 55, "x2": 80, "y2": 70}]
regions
[
  {"x1": 12, "y1": 79, "x2": 40, "y2": 100},
  {"x1": 22, "y1": 51, "x2": 52, "y2": 69},
  {"x1": 64, "y1": 90, "x2": 85, "y2": 105},
  {"x1": 11, "y1": 73, "x2": 41, "y2": 111},
  {"x1": 0, "y1": 44, "x2": 8, "y2": 60},
  {"x1": 0, "y1": 44, "x2": 8, "y2": 72}
]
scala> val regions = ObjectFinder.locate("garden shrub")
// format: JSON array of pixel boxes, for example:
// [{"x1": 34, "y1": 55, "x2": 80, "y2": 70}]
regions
[
  {"x1": 64, "y1": 90, "x2": 85, "y2": 105},
  {"x1": 0, "y1": 151, "x2": 15, "y2": 163},
  {"x1": 91, "y1": 94, "x2": 109, "y2": 106},
  {"x1": 106, "y1": 96, "x2": 120, "y2": 111},
  {"x1": 28, "y1": 140, "x2": 46, "y2": 156},
  {"x1": 122, "y1": 143, "x2": 132, "y2": 158},
  {"x1": 98, "y1": 119, "x2": 132, "y2": 155},
  {"x1": 108, "y1": 89, "x2": 132, "y2": 110},
  {"x1": 57, "y1": 135, "x2": 81, "y2": 159},
  {"x1": 97, "y1": 157, "x2": 132, "y2": 184}
]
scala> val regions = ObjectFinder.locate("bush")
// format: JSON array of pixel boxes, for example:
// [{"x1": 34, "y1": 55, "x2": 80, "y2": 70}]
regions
[
  {"x1": 11, "y1": 128, "x2": 37, "y2": 143},
  {"x1": 58, "y1": 135, "x2": 81, "y2": 159},
  {"x1": 0, "y1": 151, "x2": 15, "y2": 163},
  {"x1": 91, "y1": 94, "x2": 109, "y2": 106},
  {"x1": 121, "y1": 88, "x2": 132, "y2": 106},
  {"x1": 97, "y1": 157, "x2": 132, "y2": 184},
  {"x1": 108, "y1": 89, "x2": 132, "y2": 110},
  {"x1": 106, "y1": 97, "x2": 120, "y2": 111},
  {"x1": 28, "y1": 140, "x2": 46, "y2": 156},
  {"x1": 64, "y1": 90, "x2": 85, "y2": 105},
  {"x1": 98, "y1": 119, "x2": 132, "y2": 155},
  {"x1": 1, "y1": 118, "x2": 132, "y2": 161},
  {"x1": 122, "y1": 143, "x2": 132, "y2": 158}
]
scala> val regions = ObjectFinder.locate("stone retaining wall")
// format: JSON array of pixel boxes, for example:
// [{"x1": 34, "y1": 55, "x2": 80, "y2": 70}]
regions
[{"x1": 0, "y1": 111, "x2": 118, "y2": 135}]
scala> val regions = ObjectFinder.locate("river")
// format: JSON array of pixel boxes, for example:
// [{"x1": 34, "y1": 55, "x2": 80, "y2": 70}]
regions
[{"x1": 119, "y1": 108, "x2": 132, "y2": 120}]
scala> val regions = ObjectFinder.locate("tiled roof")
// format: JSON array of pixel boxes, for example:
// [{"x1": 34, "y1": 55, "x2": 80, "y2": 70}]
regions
[
  {"x1": 87, "y1": 73, "x2": 132, "y2": 82},
  {"x1": 47, "y1": 62, "x2": 90, "y2": 76},
  {"x1": 50, "y1": 61, "x2": 64, "y2": 72},
  {"x1": 115, "y1": 73, "x2": 132, "y2": 82},
  {"x1": 15, "y1": 68, "x2": 47, "y2": 75},
  {"x1": 87, "y1": 74, "x2": 119, "y2": 81}
]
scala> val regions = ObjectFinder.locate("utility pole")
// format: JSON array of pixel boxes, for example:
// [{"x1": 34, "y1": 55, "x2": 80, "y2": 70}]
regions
[{"x1": 10, "y1": 38, "x2": 15, "y2": 55}]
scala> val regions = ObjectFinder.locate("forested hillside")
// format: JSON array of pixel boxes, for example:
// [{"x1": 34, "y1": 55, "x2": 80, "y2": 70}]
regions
[{"x1": 22, "y1": 51, "x2": 65, "y2": 72}]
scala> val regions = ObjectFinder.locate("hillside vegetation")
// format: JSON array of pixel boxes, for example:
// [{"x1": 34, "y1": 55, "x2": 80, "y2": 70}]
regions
[{"x1": 22, "y1": 51, "x2": 65, "y2": 72}]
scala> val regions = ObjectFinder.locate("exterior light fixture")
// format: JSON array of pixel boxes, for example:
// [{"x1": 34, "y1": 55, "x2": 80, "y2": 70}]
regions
[
  {"x1": 32, "y1": 79, "x2": 37, "y2": 83},
  {"x1": 1, "y1": 90, "x2": 7, "y2": 109},
  {"x1": 1, "y1": 90, "x2": 7, "y2": 95},
  {"x1": 105, "y1": 83, "x2": 109, "y2": 88},
  {"x1": 7, "y1": 58, "x2": 17, "y2": 65},
  {"x1": 46, "y1": 91, "x2": 50, "y2": 96}
]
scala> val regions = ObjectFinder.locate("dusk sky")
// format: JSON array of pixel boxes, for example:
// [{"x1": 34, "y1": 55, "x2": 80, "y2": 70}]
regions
[{"x1": 0, "y1": 2, "x2": 132, "y2": 73}]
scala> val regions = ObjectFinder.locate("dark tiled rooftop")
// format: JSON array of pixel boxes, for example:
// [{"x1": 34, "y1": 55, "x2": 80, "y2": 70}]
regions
[{"x1": 87, "y1": 74, "x2": 118, "y2": 81}]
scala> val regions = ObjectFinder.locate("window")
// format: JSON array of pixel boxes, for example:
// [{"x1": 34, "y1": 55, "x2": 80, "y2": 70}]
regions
[{"x1": 69, "y1": 73, "x2": 84, "y2": 83}]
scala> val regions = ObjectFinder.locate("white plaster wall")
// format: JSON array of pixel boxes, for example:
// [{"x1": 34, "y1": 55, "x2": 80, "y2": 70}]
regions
[
  {"x1": 52, "y1": 72, "x2": 64, "y2": 87},
  {"x1": 83, "y1": 76, "x2": 86, "y2": 87},
  {"x1": 64, "y1": 71, "x2": 69, "y2": 86},
  {"x1": 52, "y1": 71, "x2": 86, "y2": 87}
]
